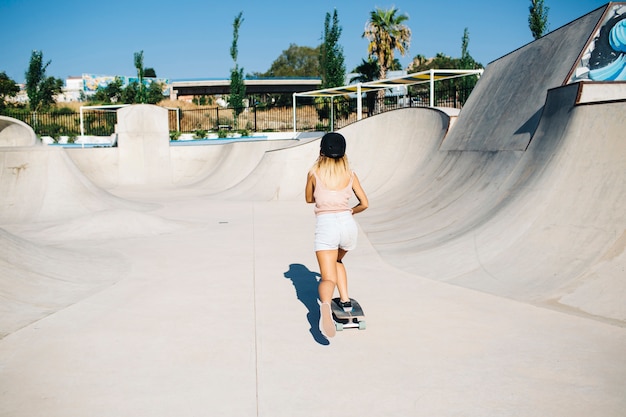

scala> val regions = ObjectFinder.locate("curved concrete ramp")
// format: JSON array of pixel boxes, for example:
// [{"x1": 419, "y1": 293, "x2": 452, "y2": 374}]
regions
[
  {"x1": 443, "y1": 5, "x2": 605, "y2": 151},
  {"x1": 0, "y1": 227, "x2": 127, "y2": 338},
  {"x1": 0, "y1": 147, "x2": 153, "y2": 223},
  {"x1": 213, "y1": 108, "x2": 450, "y2": 201},
  {"x1": 172, "y1": 139, "x2": 315, "y2": 192},
  {"x1": 354, "y1": 84, "x2": 626, "y2": 323},
  {"x1": 0, "y1": 116, "x2": 37, "y2": 147}
]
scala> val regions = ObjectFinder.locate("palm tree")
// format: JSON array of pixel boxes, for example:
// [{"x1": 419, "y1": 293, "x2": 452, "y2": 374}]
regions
[
  {"x1": 350, "y1": 58, "x2": 379, "y2": 116},
  {"x1": 363, "y1": 7, "x2": 411, "y2": 104}
]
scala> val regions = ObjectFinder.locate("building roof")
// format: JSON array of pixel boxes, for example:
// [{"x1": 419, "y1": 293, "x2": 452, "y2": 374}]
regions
[{"x1": 171, "y1": 77, "x2": 322, "y2": 96}]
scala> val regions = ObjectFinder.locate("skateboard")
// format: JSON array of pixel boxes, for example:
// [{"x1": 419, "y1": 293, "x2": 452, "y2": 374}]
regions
[{"x1": 331, "y1": 297, "x2": 366, "y2": 331}]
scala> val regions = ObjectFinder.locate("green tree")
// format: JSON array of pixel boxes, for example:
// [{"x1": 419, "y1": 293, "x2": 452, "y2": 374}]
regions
[
  {"x1": 145, "y1": 80, "x2": 165, "y2": 104},
  {"x1": 134, "y1": 50, "x2": 146, "y2": 103},
  {"x1": 529, "y1": 0, "x2": 549, "y2": 40},
  {"x1": 320, "y1": 9, "x2": 346, "y2": 89},
  {"x1": 0, "y1": 71, "x2": 20, "y2": 110},
  {"x1": 122, "y1": 81, "x2": 139, "y2": 104},
  {"x1": 90, "y1": 74, "x2": 163, "y2": 105},
  {"x1": 249, "y1": 44, "x2": 319, "y2": 106},
  {"x1": 258, "y1": 44, "x2": 320, "y2": 77},
  {"x1": 113, "y1": 52, "x2": 163, "y2": 104},
  {"x1": 317, "y1": 9, "x2": 347, "y2": 127},
  {"x1": 92, "y1": 77, "x2": 124, "y2": 103},
  {"x1": 458, "y1": 28, "x2": 481, "y2": 104},
  {"x1": 461, "y1": 28, "x2": 471, "y2": 67},
  {"x1": 25, "y1": 50, "x2": 63, "y2": 112},
  {"x1": 350, "y1": 58, "x2": 379, "y2": 84},
  {"x1": 229, "y1": 11, "x2": 246, "y2": 128},
  {"x1": 350, "y1": 58, "x2": 379, "y2": 116},
  {"x1": 409, "y1": 52, "x2": 460, "y2": 91},
  {"x1": 363, "y1": 7, "x2": 411, "y2": 105}
]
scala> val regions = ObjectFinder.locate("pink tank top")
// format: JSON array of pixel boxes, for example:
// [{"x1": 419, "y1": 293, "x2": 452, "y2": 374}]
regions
[{"x1": 313, "y1": 171, "x2": 354, "y2": 215}]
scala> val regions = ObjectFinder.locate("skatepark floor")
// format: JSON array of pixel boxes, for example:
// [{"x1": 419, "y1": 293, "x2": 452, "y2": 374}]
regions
[{"x1": 1, "y1": 188, "x2": 624, "y2": 417}]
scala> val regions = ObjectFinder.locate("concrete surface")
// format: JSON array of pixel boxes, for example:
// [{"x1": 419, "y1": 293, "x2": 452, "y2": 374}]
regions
[
  {"x1": 0, "y1": 116, "x2": 37, "y2": 147},
  {"x1": 1, "y1": 4, "x2": 625, "y2": 417},
  {"x1": 441, "y1": 5, "x2": 605, "y2": 152}
]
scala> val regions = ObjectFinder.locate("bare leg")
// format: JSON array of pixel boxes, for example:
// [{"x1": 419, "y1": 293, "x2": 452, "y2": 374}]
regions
[
  {"x1": 316, "y1": 249, "x2": 339, "y2": 303},
  {"x1": 316, "y1": 249, "x2": 339, "y2": 338},
  {"x1": 336, "y1": 249, "x2": 349, "y2": 302}
]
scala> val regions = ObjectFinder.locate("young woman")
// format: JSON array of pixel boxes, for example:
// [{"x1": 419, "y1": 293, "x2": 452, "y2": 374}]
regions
[{"x1": 305, "y1": 132, "x2": 369, "y2": 338}]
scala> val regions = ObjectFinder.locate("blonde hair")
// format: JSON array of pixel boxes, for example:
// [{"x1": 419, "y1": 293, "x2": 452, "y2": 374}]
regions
[{"x1": 310, "y1": 154, "x2": 351, "y2": 189}]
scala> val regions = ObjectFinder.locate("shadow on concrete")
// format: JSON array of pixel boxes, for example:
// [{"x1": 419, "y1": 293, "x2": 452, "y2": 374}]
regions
[{"x1": 283, "y1": 263, "x2": 329, "y2": 346}]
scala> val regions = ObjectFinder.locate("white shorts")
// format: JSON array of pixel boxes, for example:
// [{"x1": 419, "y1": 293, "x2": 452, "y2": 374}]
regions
[{"x1": 314, "y1": 211, "x2": 358, "y2": 252}]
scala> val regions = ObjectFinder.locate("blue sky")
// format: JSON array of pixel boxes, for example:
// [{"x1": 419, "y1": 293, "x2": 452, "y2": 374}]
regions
[{"x1": 0, "y1": 0, "x2": 608, "y2": 83}]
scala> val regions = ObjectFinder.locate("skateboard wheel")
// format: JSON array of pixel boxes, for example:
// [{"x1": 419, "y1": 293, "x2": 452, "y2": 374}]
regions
[
  {"x1": 358, "y1": 321, "x2": 366, "y2": 330},
  {"x1": 335, "y1": 322, "x2": 344, "y2": 331}
]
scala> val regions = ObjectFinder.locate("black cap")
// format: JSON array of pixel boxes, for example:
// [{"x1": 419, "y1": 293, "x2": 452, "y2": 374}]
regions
[{"x1": 320, "y1": 132, "x2": 346, "y2": 158}]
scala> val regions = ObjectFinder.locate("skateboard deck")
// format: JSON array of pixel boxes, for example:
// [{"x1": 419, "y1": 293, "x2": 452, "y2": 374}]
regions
[{"x1": 331, "y1": 297, "x2": 366, "y2": 331}]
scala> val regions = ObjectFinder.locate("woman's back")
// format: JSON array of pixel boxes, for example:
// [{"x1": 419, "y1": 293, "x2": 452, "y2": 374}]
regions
[{"x1": 312, "y1": 171, "x2": 354, "y2": 215}]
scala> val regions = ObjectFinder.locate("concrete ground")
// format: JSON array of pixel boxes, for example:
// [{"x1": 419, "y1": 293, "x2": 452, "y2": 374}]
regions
[{"x1": 1, "y1": 190, "x2": 624, "y2": 417}]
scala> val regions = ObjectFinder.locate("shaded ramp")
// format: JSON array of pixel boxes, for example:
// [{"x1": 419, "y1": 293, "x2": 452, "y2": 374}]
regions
[
  {"x1": 357, "y1": 83, "x2": 626, "y2": 323},
  {"x1": 330, "y1": 4, "x2": 625, "y2": 324},
  {"x1": 442, "y1": 5, "x2": 605, "y2": 151}
]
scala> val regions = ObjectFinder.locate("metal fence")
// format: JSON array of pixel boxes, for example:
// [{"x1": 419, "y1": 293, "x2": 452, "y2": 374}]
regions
[
  {"x1": 176, "y1": 84, "x2": 474, "y2": 133},
  {"x1": 0, "y1": 109, "x2": 116, "y2": 137},
  {"x1": 1, "y1": 84, "x2": 474, "y2": 137}
]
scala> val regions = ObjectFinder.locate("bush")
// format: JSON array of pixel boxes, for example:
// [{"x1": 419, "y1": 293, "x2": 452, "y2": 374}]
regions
[{"x1": 193, "y1": 129, "x2": 207, "y2": 139}]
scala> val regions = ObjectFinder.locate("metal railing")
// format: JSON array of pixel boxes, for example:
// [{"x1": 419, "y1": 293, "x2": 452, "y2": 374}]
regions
[
  {"x1": 1, "y1": 109, "x2": 116, "y2": 137},
  {"x1": 0, "y1": 84, "x2": 474, "y2": 137}
]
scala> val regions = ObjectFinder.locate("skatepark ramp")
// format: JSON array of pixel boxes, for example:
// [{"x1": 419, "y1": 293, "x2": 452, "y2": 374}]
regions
[
  {"x1": 352, "y1": 83, "x2": 625, "y2": 324},
  {"x1": 345, "y1": 4, "x2": 626, "y2": 323},
  {"x1": 0, "y1": 147, "x2": 155, "y2": 223},
  {"x1": 346, "y1": 4, "x2": 626, "y2": 323},
  {"x1": 0, "y1": 116, "x2": 36, "y2": 147}
]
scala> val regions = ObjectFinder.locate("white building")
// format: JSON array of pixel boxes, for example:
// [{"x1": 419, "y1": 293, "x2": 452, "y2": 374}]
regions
[{"x1": 56, "y1": 76, "x2": 84, "y2": 102}]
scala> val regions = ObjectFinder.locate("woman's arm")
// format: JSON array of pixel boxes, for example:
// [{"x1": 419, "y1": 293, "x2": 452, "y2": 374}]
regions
[
  {"x1": 351, "y1": 173, "x2": 369, "y2": 214},
  {"x1": 305, "y1": 172, "x2": 315, "y2": 203}
]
